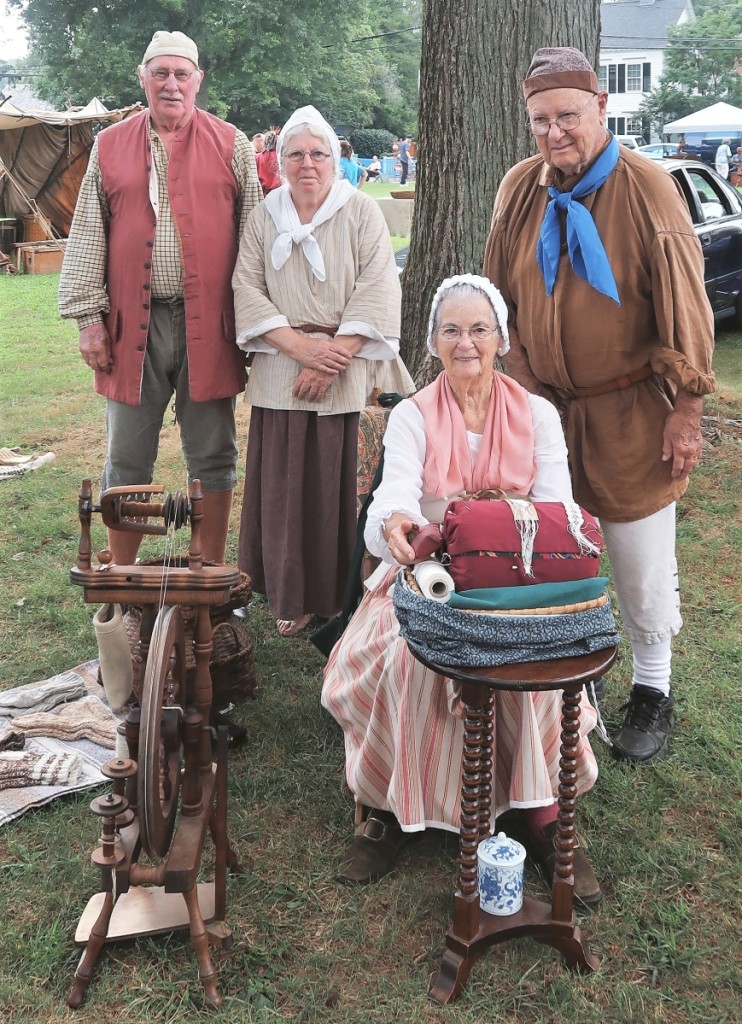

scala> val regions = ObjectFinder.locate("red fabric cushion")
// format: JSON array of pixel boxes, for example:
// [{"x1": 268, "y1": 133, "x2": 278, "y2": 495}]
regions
[{"x1": 441, "y1": 498, "x2": 602, "y2": 590}]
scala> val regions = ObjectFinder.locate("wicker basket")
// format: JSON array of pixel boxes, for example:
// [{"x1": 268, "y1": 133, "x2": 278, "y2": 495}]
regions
[
  {"x1": 117, "y1": 558, "x2": 258, "y2": 708},
  {"x1": 122, "y1": 605, "x2": 258, "y2": 709}
]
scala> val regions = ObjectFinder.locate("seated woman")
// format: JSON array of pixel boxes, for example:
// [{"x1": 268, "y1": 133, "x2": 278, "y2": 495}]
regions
[{"x1": 321, "y1": 275, "x2": 602, "y2": 904}]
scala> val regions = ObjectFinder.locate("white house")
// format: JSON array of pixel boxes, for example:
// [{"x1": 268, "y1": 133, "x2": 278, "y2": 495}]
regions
[{"x1": 600, "y1": 0, "x2": 696, "y2": 140}]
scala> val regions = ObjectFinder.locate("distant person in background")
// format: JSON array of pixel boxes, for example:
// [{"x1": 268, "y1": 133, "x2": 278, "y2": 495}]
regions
[
  {"x1": 256, "y1": 130, "x2": 282, "y2": 196},
  {"x1": 252, "y1": 132, "x2": 266, "y2": 154},
  {"x1": 339, "y1": 140, "x2": 368, "y2": 189},
  {"x1": 730, "y1": 146, "x2": 742, "y2": 187},
  {"x1": 398, "y1": 133, "x2": 412, "y2": 184},
  {"x1": 366, "y1": 155, "x2": 382, "y2": 181},
  {"x1": 715, "y1": 138, "x2": 732, "y2": 179}
]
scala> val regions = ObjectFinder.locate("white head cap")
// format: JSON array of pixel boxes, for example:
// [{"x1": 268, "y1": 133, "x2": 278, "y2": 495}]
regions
[
  {"x1": 426, "y1": 274, "x2": 510, "y2": 357},
  {"x1": 277, "y1": 105, "x2": 340, "y2": 174},
  {"x1": 142, "y1": 30, "x2": 199, "y2": 68}
]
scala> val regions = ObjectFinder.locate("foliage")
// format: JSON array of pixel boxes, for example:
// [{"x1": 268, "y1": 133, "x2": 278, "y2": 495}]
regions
[
  {"x1": 638, "y1": 3, "x2": 742, "y2": 136},
  {"x1": 8, "y1": 0, "x2": 420, "y2": 135},
  {"x1": 348, "y1": 127, "x2": 395, "y2": 156}
]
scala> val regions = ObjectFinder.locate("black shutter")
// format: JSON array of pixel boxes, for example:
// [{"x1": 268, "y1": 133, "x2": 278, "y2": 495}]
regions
[
  {"x1": 643, "y1": 62, "x2": 651, "y2": 91},
  {"x1": 618, "y1": 65, "x2": 626, "y2": 93},
  {"x1": 609, "y1": 65, "x2": 617, "y2": 93}
]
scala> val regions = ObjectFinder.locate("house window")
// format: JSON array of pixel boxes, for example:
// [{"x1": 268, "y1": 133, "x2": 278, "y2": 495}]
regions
[
  {"x1": 627, "y1": 63, "x2": 642, "y2": 91},
  {"x1": 627, "y1": 117, "x2": 643, "y2": 135},
  {"x1": 598, "y1": 66, "x2": 608, "y2": 91},
  {"x1": 606, "y1": 63, "x2": 626, "y2": 94}
]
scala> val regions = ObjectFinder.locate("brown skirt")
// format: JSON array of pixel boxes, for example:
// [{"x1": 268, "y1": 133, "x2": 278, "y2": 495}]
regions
[{"x1": 239, "y1": 408, "x2": 360, "y2": 621}]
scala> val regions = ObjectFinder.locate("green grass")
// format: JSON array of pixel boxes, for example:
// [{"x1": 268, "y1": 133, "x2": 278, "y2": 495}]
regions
[
  {"x1": 1, "y1": 274, "x2": 741, "y2": 1023},
  {"x1": 362, "y1": 181, "x2": 415, "y2": 201}
]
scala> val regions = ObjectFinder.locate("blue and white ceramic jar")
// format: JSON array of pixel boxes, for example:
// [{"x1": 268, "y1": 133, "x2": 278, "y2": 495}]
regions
[{"x1": 477, "y1": 831, "x2": 526, "y2": 916}]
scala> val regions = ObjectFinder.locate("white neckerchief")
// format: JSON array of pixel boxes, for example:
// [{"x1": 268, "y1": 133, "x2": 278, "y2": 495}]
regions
[{"x1": 265, "y1": 180, "x2": 356, "y2": 282}]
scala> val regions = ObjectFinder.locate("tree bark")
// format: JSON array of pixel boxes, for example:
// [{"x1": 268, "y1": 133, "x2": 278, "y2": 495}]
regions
[{"x1": 400, "y1": 0, "x2": 600, "y2": 384}]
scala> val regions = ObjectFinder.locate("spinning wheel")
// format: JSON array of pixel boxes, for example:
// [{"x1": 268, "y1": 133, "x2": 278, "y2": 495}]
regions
[
  {"x1": 67, "y1": 478, "x2": 243, "y2": 1010},
  {"x1": 138, "y1": 605, "x2": 185, "y2": 860}
]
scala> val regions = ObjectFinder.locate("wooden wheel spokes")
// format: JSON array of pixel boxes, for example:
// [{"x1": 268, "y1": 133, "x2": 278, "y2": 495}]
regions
[{"x1": 139, "y1": 606, "x2": 186, "y2": 859}]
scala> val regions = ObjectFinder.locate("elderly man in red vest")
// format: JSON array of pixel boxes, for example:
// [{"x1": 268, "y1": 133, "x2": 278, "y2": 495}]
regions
[{"x1": 59, "y1": 30, "x2": 261, "y2": 563}]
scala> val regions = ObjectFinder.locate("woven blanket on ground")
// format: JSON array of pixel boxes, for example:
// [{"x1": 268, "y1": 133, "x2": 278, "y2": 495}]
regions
[
  {"x1": 393, "y1": 571, "x2": 620, "y2": 668},
  {"x1": 0, "y1": 661, "x2": 113, "y2": 827},
  {"x1": 0, "y1": 449, "x2": 56, "y2": 481}
]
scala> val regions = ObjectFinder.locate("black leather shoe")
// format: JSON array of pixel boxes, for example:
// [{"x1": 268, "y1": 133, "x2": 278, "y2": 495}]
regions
[
  {"x1": 528, "y1": 822, "x2": 603, "y2": 907},
  {"x1": 335, "y1": 809, "x2": 411, "y2": 884},
  {"x1": 611, "y1": 685, "x2": 675, "y2": 763}
]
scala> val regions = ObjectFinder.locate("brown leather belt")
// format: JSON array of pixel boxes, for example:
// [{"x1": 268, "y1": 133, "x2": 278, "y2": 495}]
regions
[
  {"x1": 565, "y1": 364, "x2": 654, "y2": 399},
  {"x1": 295, "y1": 323, "x2": 338, "y2": 336}
]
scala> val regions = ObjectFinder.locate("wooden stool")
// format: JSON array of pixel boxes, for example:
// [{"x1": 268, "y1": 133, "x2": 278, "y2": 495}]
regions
[{"x1": 408, "y1": 644, "x2": 617, "y2": 1005}]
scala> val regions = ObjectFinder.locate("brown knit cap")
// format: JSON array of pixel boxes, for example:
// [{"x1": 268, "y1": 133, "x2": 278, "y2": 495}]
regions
[{"x1": 522, "y1": 47, "x2": 599, "y2": 100}]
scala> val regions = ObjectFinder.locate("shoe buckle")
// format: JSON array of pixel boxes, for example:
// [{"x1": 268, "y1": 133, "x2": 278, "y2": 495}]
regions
[{"x1": 360, "y1": 817, "x2": 386, "y2": 842}]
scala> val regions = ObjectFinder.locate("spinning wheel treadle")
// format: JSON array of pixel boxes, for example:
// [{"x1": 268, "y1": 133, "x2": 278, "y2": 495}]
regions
[{"x1": 138, "y1": 605, "x2": 185, "y2": 859}]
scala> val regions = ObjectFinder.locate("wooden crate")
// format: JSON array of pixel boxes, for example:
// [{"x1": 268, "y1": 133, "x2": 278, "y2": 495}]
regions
[{"x1": 20, "y1": 241, "x2": 66, "y2": 275}]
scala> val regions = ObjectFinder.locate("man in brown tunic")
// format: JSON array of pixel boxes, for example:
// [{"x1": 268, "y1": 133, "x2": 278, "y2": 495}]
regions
[{"x1": 484, "y1": 47, "x2": 715, "y2": 763}]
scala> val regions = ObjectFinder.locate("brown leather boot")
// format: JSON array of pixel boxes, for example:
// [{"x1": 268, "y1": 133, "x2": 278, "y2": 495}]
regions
[
  {"x1": 335, "y1": 809, "x2": 411, "y2": 884},
  {"x1": 527, "y1": 821, "x2": 603, "y2": 907}
]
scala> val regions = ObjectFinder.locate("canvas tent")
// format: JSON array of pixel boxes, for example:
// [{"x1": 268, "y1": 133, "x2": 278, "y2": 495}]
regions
[
  {"x1": 0, "y1": 97, "x2": 140, "y2": 240},
  {"x1": 664, "y1": 102, "x2": 742, "y2": 137}
]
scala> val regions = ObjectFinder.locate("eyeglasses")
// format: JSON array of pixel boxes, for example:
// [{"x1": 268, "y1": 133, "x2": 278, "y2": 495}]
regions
[
  {"x1": 284, "y1": 149, "x2": 332, "y2": 164},
  {"x1": 526, "y1": 95, "x2": 596, "y2": 136},
  {"x1": 438, "y1": 326, "x2": 497, "y2": 343},
  {"x1": 148, "y1": 68, "x2": 196, "y2": 83}
]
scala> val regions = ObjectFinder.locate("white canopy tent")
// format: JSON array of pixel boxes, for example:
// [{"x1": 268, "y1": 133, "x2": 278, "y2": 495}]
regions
[{"x1": 664, "y1": 102, "x2": 742, "y2": 136}]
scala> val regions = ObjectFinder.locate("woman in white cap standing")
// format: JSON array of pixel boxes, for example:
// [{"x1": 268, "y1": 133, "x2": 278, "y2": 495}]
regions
[{"x1": 232, "y1": 105, "x2": 414, "y2": 637}]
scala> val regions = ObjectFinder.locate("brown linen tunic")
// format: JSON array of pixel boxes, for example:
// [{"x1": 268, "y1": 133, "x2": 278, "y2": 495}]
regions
[{"x1": 484, "y1": 146, "x2": 715, "y2": 522}]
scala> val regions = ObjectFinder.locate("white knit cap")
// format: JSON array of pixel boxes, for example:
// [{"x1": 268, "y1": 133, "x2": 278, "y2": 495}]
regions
[
  {"x1": 426, "y1": 274, "x2": 510, "y2": 357},
  {"x1": 142, "y1": 31, "x2": 199, "y2": 68},
  {"x1": 277, "y1": 105, "x2": 340, "y2": 174}
]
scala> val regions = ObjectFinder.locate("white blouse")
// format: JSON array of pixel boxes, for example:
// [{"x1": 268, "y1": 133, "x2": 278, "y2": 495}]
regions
[{"x1": 366, "y1": 393, "x2": 573, "y2": 563}]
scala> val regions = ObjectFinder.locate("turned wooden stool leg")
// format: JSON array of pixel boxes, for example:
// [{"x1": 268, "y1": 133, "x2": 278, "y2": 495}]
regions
[
  {"x1": 552, "y1": 686, "x2": 581, "y2": 923},
  {"x1": 478, "y1": 690, "x2": 495, "y2": 840},
  {"x1": 430, "y1": 684, "x2": 492, "y2": 1003}
]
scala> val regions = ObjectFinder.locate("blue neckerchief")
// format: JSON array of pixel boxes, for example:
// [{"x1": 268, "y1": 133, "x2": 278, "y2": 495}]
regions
[{"x1": 536, "y1": 133, "x2": 621, "y2": 305}]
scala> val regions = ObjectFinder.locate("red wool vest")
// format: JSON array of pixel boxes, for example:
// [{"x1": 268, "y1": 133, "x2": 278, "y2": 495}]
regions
[{"x1": 96, "y1": 108, "x2": 246, "y2": 404}]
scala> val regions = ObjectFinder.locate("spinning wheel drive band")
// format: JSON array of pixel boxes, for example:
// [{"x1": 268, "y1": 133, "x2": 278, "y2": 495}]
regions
[{"x1": 139, "y1": 606, "x2": 186, "y2": 859}]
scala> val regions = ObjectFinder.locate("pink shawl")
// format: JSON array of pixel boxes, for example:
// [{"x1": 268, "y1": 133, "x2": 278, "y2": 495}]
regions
[{"x1": 412, "y1": 371, "x2": 536, "y2": 498}]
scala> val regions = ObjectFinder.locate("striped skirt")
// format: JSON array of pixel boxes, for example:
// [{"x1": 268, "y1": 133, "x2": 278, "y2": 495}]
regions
[{"x1": 321, "y1": 567, "x2": 599, "y2": 834}]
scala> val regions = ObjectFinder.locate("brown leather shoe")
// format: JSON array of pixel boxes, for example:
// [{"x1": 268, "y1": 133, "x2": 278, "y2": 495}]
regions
[
  {"x1": 528, "y1": 821, "x2": 603, "y2": 908},
  {"x1": 335, "y1": 809, "x2": 411, "y2": 884}
]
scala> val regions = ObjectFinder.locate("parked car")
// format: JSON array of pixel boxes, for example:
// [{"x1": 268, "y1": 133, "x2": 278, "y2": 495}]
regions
[
  {"x1": 659, "y1": 159, "x2": 742, "y2": 327},
  {"x1": 639, "y1": 143, "x2": 681, "y2": 160},
  {"x1": 614, "y1": 134, "x2": 643, "y2": 150},
  {"x1": 395, "y1": 160, "x2": 742, "y2": 327}
]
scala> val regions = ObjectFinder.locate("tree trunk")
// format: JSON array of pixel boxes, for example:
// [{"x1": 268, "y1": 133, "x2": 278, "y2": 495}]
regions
[{"x1": 400, "y1": 0, "x2": 600, "y2": 384}]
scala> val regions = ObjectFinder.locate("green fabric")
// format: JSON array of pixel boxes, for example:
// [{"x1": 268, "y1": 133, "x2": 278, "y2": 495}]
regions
[{"x1": 448, "y1": 577, "x2": 609, "y2": 611}]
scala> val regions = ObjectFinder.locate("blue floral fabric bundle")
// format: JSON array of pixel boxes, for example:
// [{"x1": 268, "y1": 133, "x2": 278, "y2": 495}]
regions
[{"x1": 393, "y1": 570, "x2": 620, "y2": 668}]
